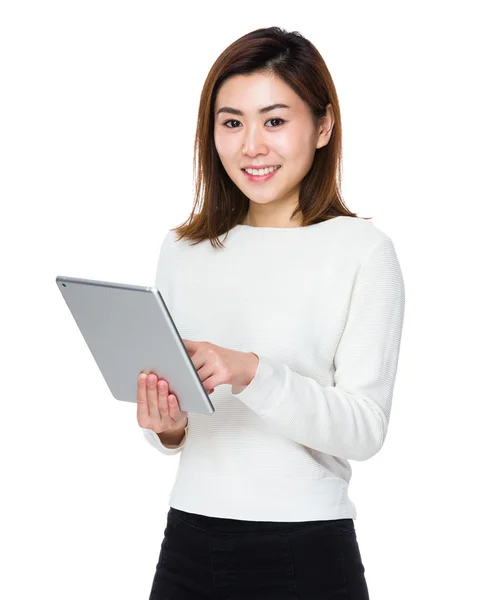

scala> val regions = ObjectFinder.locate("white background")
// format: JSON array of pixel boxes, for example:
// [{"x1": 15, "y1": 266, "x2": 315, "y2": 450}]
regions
[{"x1": 1, "y1": 1, "x2": 494, "y2": 598}]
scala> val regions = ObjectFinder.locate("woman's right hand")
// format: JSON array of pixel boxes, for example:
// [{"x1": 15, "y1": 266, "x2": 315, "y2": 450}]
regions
[{"x1": 136, "y1": 372, "x2": 190, "y2": 434}]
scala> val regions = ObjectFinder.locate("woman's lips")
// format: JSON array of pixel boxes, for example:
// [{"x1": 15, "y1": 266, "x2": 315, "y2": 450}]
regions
[{"x1": 242, "y1": 166, "x2": 281, "y2": 183}]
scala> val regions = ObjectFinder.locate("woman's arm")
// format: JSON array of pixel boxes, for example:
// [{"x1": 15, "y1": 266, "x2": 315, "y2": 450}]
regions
[{"x1": 231, "y1": 238, "x2": 406, "y2": 462}]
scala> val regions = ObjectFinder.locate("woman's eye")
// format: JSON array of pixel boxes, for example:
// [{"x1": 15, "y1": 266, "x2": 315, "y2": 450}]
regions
[{"x1": 223, "y1": 118, "x2": 285, "y2": 128}]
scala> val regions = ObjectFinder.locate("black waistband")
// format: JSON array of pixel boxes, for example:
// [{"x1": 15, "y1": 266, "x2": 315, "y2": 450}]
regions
[{"x1": 169, "y1": 507, "x2": 355, "y2": 535}]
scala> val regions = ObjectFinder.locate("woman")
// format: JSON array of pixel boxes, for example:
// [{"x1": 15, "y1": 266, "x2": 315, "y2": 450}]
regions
[{"x1": 138, "y1": 26, "x2": 405, "y2": 599}]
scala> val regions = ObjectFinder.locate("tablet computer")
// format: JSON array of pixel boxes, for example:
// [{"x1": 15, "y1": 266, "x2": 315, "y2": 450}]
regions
[{"x1": 55, "y1": 275, "x2": 215, "y2": 415}]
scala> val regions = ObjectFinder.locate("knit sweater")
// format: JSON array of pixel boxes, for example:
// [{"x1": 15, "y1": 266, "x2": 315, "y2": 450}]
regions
[{"x1": 142, "y1": 216, "x2": 405, "y2": 522}]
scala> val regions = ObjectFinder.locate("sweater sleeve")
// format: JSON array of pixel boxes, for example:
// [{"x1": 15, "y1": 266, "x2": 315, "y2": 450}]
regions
[
  {"x1": 141, "y1": 423, "x2": 189, "y2": 455},
  {"x1": 141, "y1": 230, "x2": 190, "y2": 456},
  {"x1": 230, "y1": 237, "x2": 405, "y2": 461}
]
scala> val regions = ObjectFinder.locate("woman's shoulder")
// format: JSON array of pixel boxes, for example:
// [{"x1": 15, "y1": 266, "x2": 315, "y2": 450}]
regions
[
  {"x1": 333, "y1": 216, "x2": 400, "y2": 270},
  {"x1": 341, "y1": 216, "x2": 395, "y2": 246}
]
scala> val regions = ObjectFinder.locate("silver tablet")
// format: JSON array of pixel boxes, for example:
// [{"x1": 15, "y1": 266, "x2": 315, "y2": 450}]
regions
[{"x1": 55, "y1": 275, "x2": 215, "y2": 415}]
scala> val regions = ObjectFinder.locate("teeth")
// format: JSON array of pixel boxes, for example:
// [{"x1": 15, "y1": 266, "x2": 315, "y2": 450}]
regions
[{"x1": 245, "y1": 165, "x2": 280, "y2": 176}]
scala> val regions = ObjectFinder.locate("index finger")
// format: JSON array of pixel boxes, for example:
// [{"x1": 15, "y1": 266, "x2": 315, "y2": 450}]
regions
[{"x1": 136, "y1": 372, "x2": 149, "y2": 421}]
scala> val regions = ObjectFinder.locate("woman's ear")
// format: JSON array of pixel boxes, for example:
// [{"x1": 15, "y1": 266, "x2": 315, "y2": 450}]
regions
[{"x1": 316, "y1": 103, "x2": 334, "y2": 150}]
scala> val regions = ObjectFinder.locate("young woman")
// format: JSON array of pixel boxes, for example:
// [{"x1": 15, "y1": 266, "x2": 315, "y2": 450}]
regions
[{"x1": 138, "y1": 26, "x2": 405, "y2": 600}]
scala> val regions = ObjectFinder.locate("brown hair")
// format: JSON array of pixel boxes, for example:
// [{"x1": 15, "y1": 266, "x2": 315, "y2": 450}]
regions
[{"x1": 171, "y1": 26, "x2": 370, "y2": 249}]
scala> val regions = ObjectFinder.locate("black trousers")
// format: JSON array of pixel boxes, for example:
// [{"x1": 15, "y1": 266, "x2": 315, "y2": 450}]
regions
[{"x1": 149, "y1": 507, "x2": 370, "y2": 599}]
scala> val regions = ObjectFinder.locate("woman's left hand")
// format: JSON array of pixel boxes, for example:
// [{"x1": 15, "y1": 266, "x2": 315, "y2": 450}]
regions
[{"x1": 181, "y1": 339, "x2": 259, "y2": 394}]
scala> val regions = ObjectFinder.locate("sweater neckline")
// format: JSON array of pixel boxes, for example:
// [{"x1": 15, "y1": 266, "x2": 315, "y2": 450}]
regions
[{"x1": 234, "y1": 216, "x2": 347, "y2": 231}]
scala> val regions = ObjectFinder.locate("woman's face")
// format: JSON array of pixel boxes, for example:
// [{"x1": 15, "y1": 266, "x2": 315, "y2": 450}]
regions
[{"x1": 213, "y1": 72, "x2": 333, "y2": 218}]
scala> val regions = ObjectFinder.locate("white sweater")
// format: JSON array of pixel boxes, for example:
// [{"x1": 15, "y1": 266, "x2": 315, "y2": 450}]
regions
[{"x1": 142, "y1": 216, "x2": 405, "y2": 522}]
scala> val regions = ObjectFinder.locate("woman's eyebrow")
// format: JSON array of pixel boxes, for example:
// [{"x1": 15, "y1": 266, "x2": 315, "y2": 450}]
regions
[{"x1": 216, "y1": 103, "x2": 290, "y2": 117}]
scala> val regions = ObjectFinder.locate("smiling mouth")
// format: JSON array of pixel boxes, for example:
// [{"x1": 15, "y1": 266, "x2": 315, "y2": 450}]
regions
[
  {"x1": 241, "y1": 165, "x2": 281, "y2": 174},
  {"x1": 241, "y1": 165, "x2": 282, "y2": 182}
]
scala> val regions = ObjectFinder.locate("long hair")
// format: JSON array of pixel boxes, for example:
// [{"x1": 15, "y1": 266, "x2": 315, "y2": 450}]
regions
[{"x1": 171, "y1": 26, "x2": 370, "y2": 249}]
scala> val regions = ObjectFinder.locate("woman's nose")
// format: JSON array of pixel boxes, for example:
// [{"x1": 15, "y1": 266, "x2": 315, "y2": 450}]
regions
[{"x1": 242, "y1": 128, "x2": 269, "y2": 155}]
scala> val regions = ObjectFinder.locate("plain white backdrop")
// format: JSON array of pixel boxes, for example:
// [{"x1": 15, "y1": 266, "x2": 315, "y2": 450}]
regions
[{"x1": 1, "y1": 1, "x2": 494, "y2": 598}]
